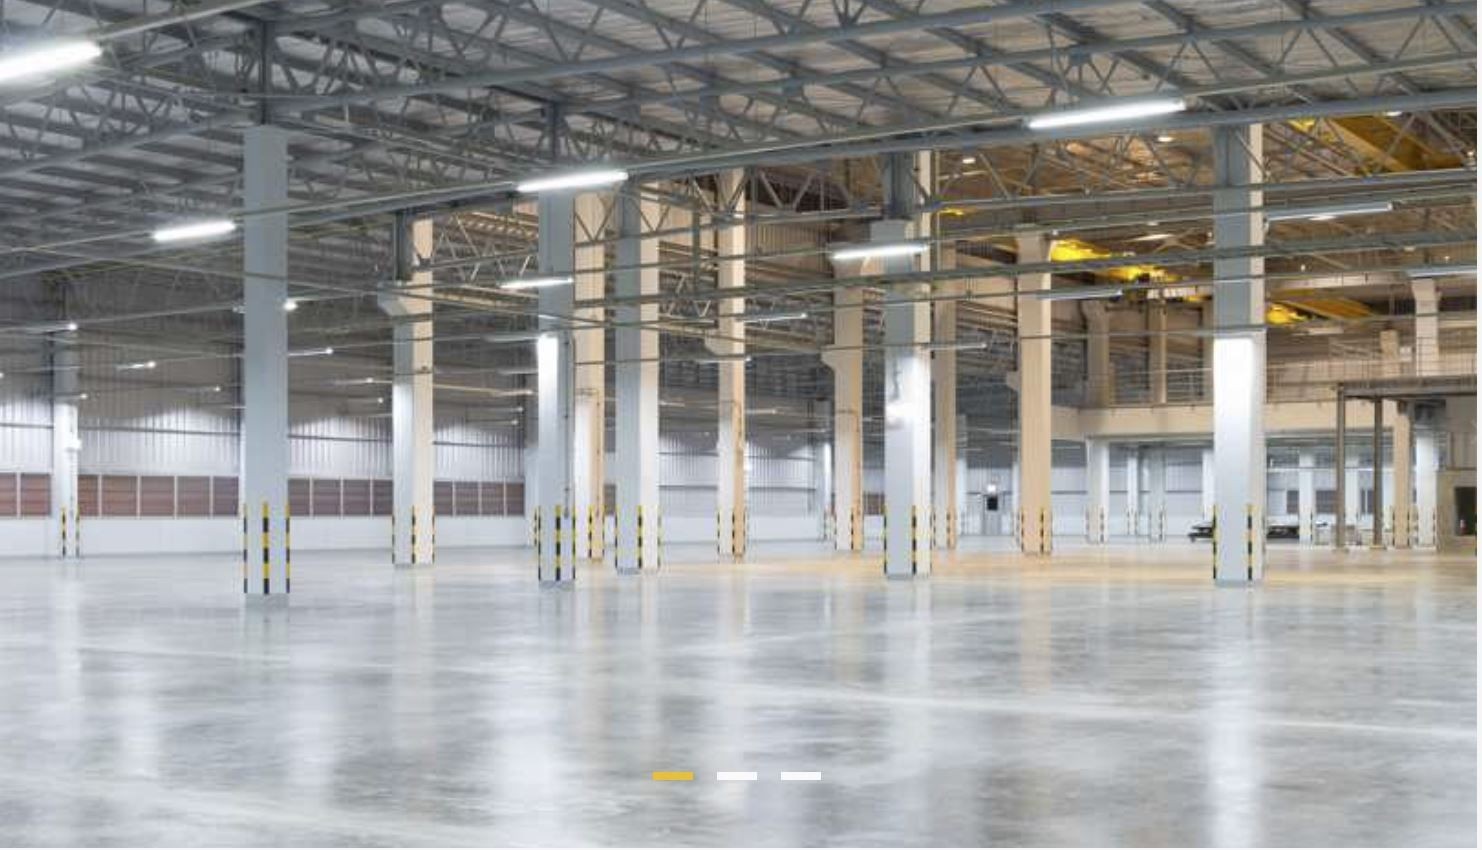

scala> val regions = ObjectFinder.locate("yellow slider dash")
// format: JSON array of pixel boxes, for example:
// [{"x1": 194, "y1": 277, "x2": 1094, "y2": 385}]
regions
[{"x1": 651, "y1": 771, "x2": 694, "y2": 781}]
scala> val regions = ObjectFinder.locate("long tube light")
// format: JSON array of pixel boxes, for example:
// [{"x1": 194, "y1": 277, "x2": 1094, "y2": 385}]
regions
[
  {"x1": 485, "y1": 331, "x2": 545, "y2": 343},
  {"x1": 695, "y1": 353, "x2": 752, "y2": 364},
  {"x1": 1026, "y1": 97, "x2": 1185, "y2": 130},
  {"x1": 115, "y1": 360, "x2": 157, "y2": 371},
  {"x1": 830, "y1": 242, "x2": 928, "y2": 262},
  {"x1": 737, "y1": 310, "x2": 808, "y2": 325},
  {"x1": 288, "y1": 347, "x2": 334, "y2": 358},
  {"x1": 1406, "y1": 264, "x2": 1475, "y2": 279},
  {"x1": 152, "y1": 218, "x2": 236, "y2": 243},
  {"x1": 497, "y1": 275, "x2": 574, "y2": 291},
  {"x1": 515, "y1": 168, "x2": 629, "y2": 194},
  {"x1": 1265, "y1": 201, "x2": 1393, "y2": 222},
  {"x1": 1037, "y1": 284, "x2": 1125, "y2": 302},
  {"x1": 0, "y1": 39, "x2": 102, "y2": 85},
  {"x1": 924, "y1": 340, "x2": 988, "y2": 352}
]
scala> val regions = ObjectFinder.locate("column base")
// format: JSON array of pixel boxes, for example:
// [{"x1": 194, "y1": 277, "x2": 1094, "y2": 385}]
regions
[
  {"x1": 394, "y1": 560, "x2": 434, "y2": 570},
  {"x1": 538, "y1": 578, "x2": 576, "y2": 588},
  {"x1": 614, "y1": 565, "x2": 643, "y2": 576},
  {"x1": 242, "y1": 593, "x2": 290, "y2": 607}
]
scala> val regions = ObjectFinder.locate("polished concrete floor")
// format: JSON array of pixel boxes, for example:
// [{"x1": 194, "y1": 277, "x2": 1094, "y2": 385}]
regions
[{"x1": 0, "y1": 540, "x2": 1474, "y2": 846}]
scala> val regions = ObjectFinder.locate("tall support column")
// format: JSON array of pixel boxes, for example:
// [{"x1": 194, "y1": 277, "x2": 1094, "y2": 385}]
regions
[
  {"x1": 1082, "y1": 301, "x2": 1112, "y2": 407},
  {"x1": 1200, "y1": 446, "x2": 1215, "y2": 520},
  {"x1": 384, "y1": 215, "x2": 435, "y2": 567},
  {"x1": 1085, "y1": 438, "x2": 1110, "y2": 543},
  {"x1": 824, "y1": 287, "x2": 864, "y2": 552},
  {"x1": 1415, "y1": 408, "x2": 1439, "y2": 547},
  {"x1": 932, "y1": 245, "x2": 960, "y2": 549},
  {"x1": 1016, "y1": 232, "x2": 1053, "y2": 556},
  {"x1": 536, "y1": 192, "x2": 578, "y2": 584},
  {"x1": 50, "y1": 331, "x2": 80, "y2": 559},
  {"x1": 1298, "y1": 448, "x2": 1317, "y2": 543},
  {"x1": 880, "y1": 154, "x2": 934, "y2": 577},
  {"x1": 1393, "y1": 401, "x2": 1413, "y2": 548},
  {"x1": 1147, "y1": 446, "x2": 1167, "y2": 542},
  {"x1": 1371, "y1": 399, "x2": 1384, "y2": 549},
  {"x1": 1148, "y1": 301, "x2": 1168, "y2": 405},
  {"x1": 240, "y1": 124, "x2": 289, "y2": 595},
  {"x1": 1211, "y1": 124, "x2": 1267, "y2": 584},
  {"x1": 1412, "y1": 279, "x2": 1439, "y2": 375},
  {"x1": 1335, "y1": 385, "x2": 1348, "y2": 549},
  {"x1": 714, "y1": 170, "x2": 747, "y2": 558},
  {"x1": 1125, "y1": 449, "x2": 1141, "y2": 536},
  {"x1": 572, "y1": 195, "x2": 606, "y2": 561},
  {"x1": 614, "y1": 187, "x2": 660, "y2": 573}
]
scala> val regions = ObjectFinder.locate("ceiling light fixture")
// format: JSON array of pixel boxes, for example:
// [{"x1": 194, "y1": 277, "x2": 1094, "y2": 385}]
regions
[
  {"x1": 497, "y1": 275, "x2": 575, "y2": 291},
  {"x1": 283, "y1": 299, "x2": 299, "y2": 312},
  {"x1": 116, "y1": 360, "x2": 157, "y2": 371},
  {"x1": 485, "y1": 331, "x2": 545, "y2": 343},
  {"x1": 1266, "y1": 201, "x2": 1393, "y2": 222},
  {"x1": 1155, "y1": 133, "x2": 1175, "y2": 144},
  {"x1": 695, "y1": 354, "x2": 752, "y2": 364},
  {"x1": 1130, "y1": 232, "x2": 1174, "y2": 242},
  {"x1": 515, "y1": 168, "x2": 629, "y2": 194},
  {"x1": 1406, "y1": 264, "x2": 1475, "y2": 279},
  {"x1": 924, "y1": 340, "x2": 989, "y2": 351},
  {"x1": 737, "y1": 310, "x2": 808, "y2": 325},
  {"x1": 1026, "y1": 97, "x2": 1186, "y2": 130},
  {"x1": 288, "y1": 347, "x2": 334, "y2": 358},
  {"x1": 0, "y1": 39, "x2": 102, "y2": 85},
  {"x1": 152, "y1": 218, "x2": 236, "y2": 244},
  {"x1": 830, "y1": 242, "x2": 929, "y2": 262},
  {"x1": 1038, "y1": 284, "x2": 1126, "y2": 302}
]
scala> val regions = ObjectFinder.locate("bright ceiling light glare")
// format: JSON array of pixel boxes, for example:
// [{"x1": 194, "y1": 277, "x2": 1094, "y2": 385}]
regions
[
  {"x1": 1406, "y1": 264, "x2": 1476, "y2": 279},
  {"x1": 116, "y1": 360, "x2": 157, "y2": 371},
  {"x1": 924, "y1": 340, "x2": 989, "y2": 352},
  {"x1": 1266, "y1": 201, "x2": 1393, "y2": 222},
  {"x1": 829, "y1": 242, "x2": 929, "y2": 262},
  {"x1": 961, "y1": 155, "x2": 977, "y2": 165},
  {"x1": 1155, "y1": 133, "x2": 1175, "y2": 144},
  {"x1": 1026, "y1": 97, "x2": 1186, "y2": 131},
  {"x1": 515, "y1": 168, "x2": 629, "y2": 194},
  {"x1": 283, "y1": 299, "x2": 299, "y2": 312},
  {"x1": 288, "y1": 347, "x2": 334, "y2": 358},
  {"x1": 1130, "y1": 232, "x2": 1174, "y2": 242},
  {"x1": 152, "y1": 218, "x2": 236, "y2": 244},
  {"x1": 1039, "y1": 284, "x2": 1126, "y2": 302},
  {"x1": 737, "y1": 311, "x2": 808, "y2": 325},
  {"x1": 0, "y1": 39, "x2": 102, "y2": 85},
  {"x1": 497, "y1": 275, "x2": 575, "y2": 291},
  {"x1": 1384, "y1": 110, "x2": 1403, "y2": 117}
]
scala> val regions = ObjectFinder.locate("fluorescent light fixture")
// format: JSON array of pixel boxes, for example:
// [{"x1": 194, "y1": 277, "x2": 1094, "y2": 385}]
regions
[
  {"x1": 1406, "y1": 264, "x2": 1475, "y2": 279},
  {"x1": 1026, "y1": 97, "x2": 1186, "y2": 131},
  {"x1": 485, "y1": 331, "x2": 545, "y2": 343},
  {"x1": 830, "y1": 242, "x2": 929, "y2": 262},
  {"x1": 0, "y1": 39, "x2": 102, "y2": 85},
  {"x1": 737, "y1": 310, "x2": 808, "y2": 325},
  {"x1": 515, "y1": 168, "x2": 628, "y2": 194},
  {"x1": 1384, "y1": 110, "x2": 1403, "y2": 118},
  {"x1": 116, "y1": 360, "x2": 157, "y2": 371},
  {"x1": 695, "y1": 353, "x2": 752, "y2": 364},
  {"x1": 497, "y1": 275, "x2": 574, "y2": 291},
  {"x1": 1130, "y1": 232, "x2": 1174, "y2": 243},
  {"x1": 288, "y1": 347, "x2": 334, "y2": 358},
  {"x1": 924, "y1": 340, "x2": 988, "y2": 352},
  {"x1": 1038, "y1": 284, "x2": 1125, "y2": 302},
  {"x1": 1155, "y1": 133, "x2": 1175, "y2": 144},
  {"x1": 152, "y1": 218, "x2": 236, "y2": 243},
  {"x1": 283, "y1": 299, "x2": 299, "y2": 312},
  {"x1": 961, "y1": 155, "x2": 977, "y2": 165},
  {"x1": 1266, "y1": 201, "x2": 1392, "y2": 222}
]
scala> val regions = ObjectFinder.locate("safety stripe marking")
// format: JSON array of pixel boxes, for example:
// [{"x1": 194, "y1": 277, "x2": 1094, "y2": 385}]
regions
[{"x1": 651, "y1": 771, "x2": 694, "y2": 781}]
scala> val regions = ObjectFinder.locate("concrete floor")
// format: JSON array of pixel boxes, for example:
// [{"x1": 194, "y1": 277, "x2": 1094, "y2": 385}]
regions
[{"x1": 0, "y1": 540, "x2": 1474, "y2": 846}]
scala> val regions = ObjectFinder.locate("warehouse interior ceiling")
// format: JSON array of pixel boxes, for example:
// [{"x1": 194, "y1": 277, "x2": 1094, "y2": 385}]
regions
[{"x1": 0, "y1": 0, "x2": 1473, "y2": 431}]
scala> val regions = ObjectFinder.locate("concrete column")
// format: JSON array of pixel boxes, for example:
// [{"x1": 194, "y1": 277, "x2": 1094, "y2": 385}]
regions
[
  {"x1": 1335, "y1": 386, "x2": 1348, "y2": 549},
  {"x1": 1084, "y1": 438, "x2": 1110, "y2": 543},
  {"x1": 1016, "y1": 232, "x2": 1052, "y2": 555},
  {"x1": 1200, "y1": 300, "x2": 1215, "y2": 402},
  {"x1": 384, "y1": 216, "x2": 435, "y2": 567},
  {"x1": 1412, "y1": 279, "x2": 1439, "y2": 375},
  {"x1": 1082, "y1": 301, "x2": 1112, "y2": 407},
  {"x1": 50, "y1": 332, "x2": 80, "y2": 559},
  {"x1": 239, "y1": 124, "x2": 289, "y2": 596},
  {"x1": 536, "y1": 192, "x2": 577, "y2": 583},
  {"x1": 1200, "y1": 446, "x2": 1215, "y2": 520},
  {"x1": 1371, "y1": 399, "x2": 1384, "y2": 549},
  {"x1": 1415, "y1": 411, "x2": 1439, "y2": 547},
  {"x1": 1125, "y1": 449, "x2": 1141, "y2": 536},
  {"x1": 1393, "y1": 401, "x2": 1413, "y2": 548},
  {"x1": 572, "y1": 194, "x2": 606, "y2": 560},
  {"x1": 1147, "y1": 446, "x2": 1167, "y2": 541},
  {"x1": 824, "y1": 286, "x2": 863, "y2": 552},
  {"x1": 714, "y1": 170, "x2": 747, "y2": 558},
  {"x1": 614, "y1": 187, "x2": 660, "y2": 573},
  {"x1": 1211, "y1": 124, "x2": 1266, "y2": 583},
  {"x1": 932, "y1": 245, "x2": 960, "y2": 549},
  {"x1": 1297, "y1": 448, "x2": 1316, "y2": 543},
  {"x1": 1148, "y1": 300, "x2": 1168, "y2": 405}
]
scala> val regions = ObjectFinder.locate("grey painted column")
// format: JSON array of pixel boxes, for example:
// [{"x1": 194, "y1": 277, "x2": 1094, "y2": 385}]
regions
[
  {"x1": 1211, "y1": 124, "x2": 1267, "y2": 583},
  {"x1": 1298, "y1": 447, "x2": 1317, "y2": 543},
  {"x1": 1412, "y1": 279, "x2": 1440, "y2": 374},
  {"x1": 1084, "y1": 438, "x2": 1110, "y2": 543},
  {"x1": 1082, "y1": 301, "x2": 1111, "y2": 407},
  {"x1": 384, "y1": 216, "x2": 435, "y2": 567},
  {"x1": 1200, "y1": 445, "x2": 1215, "y2": 520},
  {"x1": 240, "y1": 124, "x2": 290, "y2": 596},
  {"x1": 714, "y1": 170, "x2": 747, "y2": 558},
  {"x1": 932, "y1": 245, "x2": 960, "y2": 549},
  {"x1": 1125, "y1": 448, "x2": 1141, "y2": 536},
  {"x1": 1415, "y1": 408, "x2": 1439, "y2": 547},
  {"x1": 572, "y1": 194, "x2": 606, "y2": 561},
  {"x1": 1335, "y1": 385, "x2": 1347, "y2": 549},
  {"x1": 1016, "y1": 232, "x2": 1053, "y2": 556},
  {"x1": 824, "y1": 285, "x2": 864, "y2": 552},
  {"x1": 536, "y1": 192, "x2": 577, "y2": 583},
  {"x1": 614, "y1": 186, "x2": 660, "y2": 573},
  {"x1": 50, "y1": 331, "x2": 80, "y2": 559},
  {"x1": 1393, "y1": 401, "x2": 1413, "y2": 548},
  {"x1": 1147, "y1": 446, "x2": 1167, "y2": 541},
  {"x1": 1371, "y1": 399, "x2": 1384, "y2": 549},
  {"x1": 1148, "y1": 301, "x2": 1168, "y2": 405}
]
